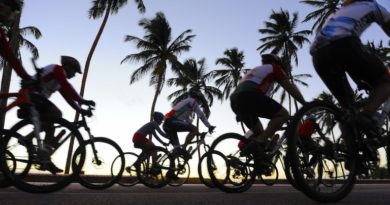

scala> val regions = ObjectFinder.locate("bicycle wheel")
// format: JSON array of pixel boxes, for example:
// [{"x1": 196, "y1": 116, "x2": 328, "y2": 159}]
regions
[
  {"x1": 73, "y1": 137, "x2": 124, "y2": 190},
  {"x1": 198, "y1": 151, "x2": 225, "y2": 188},
  {"x1": 0, "y1": 118, "x2": 86, "y2": 193},
  {"x1": 259, "y1": 161, "x2": 278, "y2": 186},
  {"x1": 0, "y1": 150, "x2": 16, "y2": 188},
  {"x1": 207, "y1": 133, "x2": 256, "y2": 193},
  {"x1": 136, "y1": 146, "x2": 173, "y2": 188},
  {"x1": 283, "y1": 156, "x2": 301, "y2": 190},
  {"x1": 167, "y1": 155, "x2": 190, "y2": 187},
  {"x1": 112, "y1": 152, "x2": 139, "y2": 187},
  {"x1": 287, "y1": 100, "x2": 356, "y2": 203},
  {"x1": 0, "y1": 130, "x2": 17, "y2": 188}
]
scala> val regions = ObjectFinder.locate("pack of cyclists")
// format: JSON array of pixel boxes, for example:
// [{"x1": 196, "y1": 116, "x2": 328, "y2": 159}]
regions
[{"x1": 1, "y1": 0, "x2": 390, "y2": 196}]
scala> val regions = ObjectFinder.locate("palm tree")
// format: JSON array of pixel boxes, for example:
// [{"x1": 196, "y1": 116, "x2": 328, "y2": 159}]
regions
[
  {"x1": 65, "y1": 0, "x2": 145, "y2": 173},
  {"x1": 258, "y1": 9, "x2": 311, "y2": 113},
  {"x1": 211, "y1": 48, "x2": 249, "y2": 100},
  {"x1": 258, "y1": 8, "x2": 311, "y2": 72},
  {"x1": 365, "y1": 40, "x2": 390, "y2": 67},
  {"x1": 81, "y1": 0, "x2": 145, "y2": 98},
  {"x1": 166, "y1": 58, "x2": 222, "y2": 117},
  {"x1": 300, "y1": 0, "x2": 342, "y2": 32},
  {"x1": 121, "y1": 11, "x2": 195, "y2": 120},
  {"x1": 0, "y1": 11, "x2": 42, "y2": 129}
]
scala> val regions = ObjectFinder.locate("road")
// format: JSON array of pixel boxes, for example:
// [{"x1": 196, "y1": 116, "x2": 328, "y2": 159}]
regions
[{"x1": 0, "y1": 183, "x2": 390, "y2": 205}]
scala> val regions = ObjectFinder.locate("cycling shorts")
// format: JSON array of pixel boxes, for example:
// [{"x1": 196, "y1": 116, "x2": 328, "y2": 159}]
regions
[
  {"x1": 230, "y1": 91, "x2": 283, "y2": 129},
  {"x1": 132, "y1": 132, "x2": 149, "y2": 145}
]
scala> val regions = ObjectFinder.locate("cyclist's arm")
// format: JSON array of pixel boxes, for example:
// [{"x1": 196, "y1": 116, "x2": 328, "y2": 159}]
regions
[
  {"x1": 279, "y1": 79, "x2": 306, "y2": 105},
  {"x1": 53, "y1": 66, "x2": 83, "y2": 110},
  {"x1": 0, "y1": 28, "x2": 31, "y2": 80},
  {"x1": 381, "y1": 20, "x2": 390, "y2": 37},
  {"x1": 193, "y1": 102, "x2": 212, "y2": 128}
]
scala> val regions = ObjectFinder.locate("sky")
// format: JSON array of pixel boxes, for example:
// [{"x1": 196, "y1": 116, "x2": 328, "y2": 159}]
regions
[{"x1": 3, "y1": 0, "x2": 390, "y2": 163}]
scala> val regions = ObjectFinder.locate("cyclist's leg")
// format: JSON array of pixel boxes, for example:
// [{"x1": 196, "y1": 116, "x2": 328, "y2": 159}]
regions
[
  {"x1": 312, "y1": 40, "x2": 354, "y2": 110},
  {"x1": 163, "y1": 118, "x2": 180, "y2": 147}
]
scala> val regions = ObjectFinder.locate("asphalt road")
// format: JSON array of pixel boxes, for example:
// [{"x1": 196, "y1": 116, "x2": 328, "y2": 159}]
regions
[{"x1": 1, "y1": 183, "x2": 390, "y2": 205}]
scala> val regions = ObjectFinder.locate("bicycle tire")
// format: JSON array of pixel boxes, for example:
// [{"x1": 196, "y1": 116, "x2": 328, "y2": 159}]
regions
[
  {"x1": 207, "y1": 133, "x2": 256, "y2": 193},
  {"x1": 112, "y1": 152, "x2": 139, "y2": 187},
  {"x1": 286, "y1": 100, "x2": 356, "y2": 203},
  {"x1": 136, "y1": 146, "x2": 173, "y2": 188},
  {"x1": 0, "y1": 118, "x2": 86, "y2": 193},
  {"x1": 167, "y1": 155, "x2": 190, "y2": 187},
  {"x1": 198, "y1": 151, "x2": 225, "y2": 188},
  {"x1": 73, "y1": 137, "x2": 124, "y2": 190},
  {"x1": 259, "y1": 161, "x2": 278, "y2": 186},
  {"x1": 283, "y1": 156, "x2": 301, "y2": 190},
  {"x1": 0, "y1": 150, "x2": 16, "y2": 188}
]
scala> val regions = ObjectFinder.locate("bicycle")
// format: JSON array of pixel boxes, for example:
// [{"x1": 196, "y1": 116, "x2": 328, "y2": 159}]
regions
[
  {"x1": 206, "y1": 122, "x2": 297, "y2": 193},
  {"x1": 70, "y1": 105, "x2": 125, "y2": 190},
  {"x1": 160, "y1": 131, "x2": 226, "y2": 188},
  {"x1": 0, "y1": 59, "x2": 86, "y2": 193},
  {"x1": 286, "y1": 94, "x2": 390, "y2": 202}
]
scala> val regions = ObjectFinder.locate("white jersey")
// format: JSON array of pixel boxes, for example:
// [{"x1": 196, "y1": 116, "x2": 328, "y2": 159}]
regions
[{"x1": 310, "y1": 1, "x2": 390, "y2": 53}]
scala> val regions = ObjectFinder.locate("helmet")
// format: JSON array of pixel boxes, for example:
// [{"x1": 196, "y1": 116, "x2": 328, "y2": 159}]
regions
[
  {"x1": 153, "y1": 112, "x2": 165, "y2": 123},
  {"x1": 261, "y1": 53, "x2": 282, "y2": 65},
  {"x1": 1, "y1": 0, "x2": 21, "y2": 11},
  {"x1": 189, "y1": 88, "x2": 205, "y2": 101},
  {"x1": 61, "y1": 56, "x2": 82, "y2": 74}
]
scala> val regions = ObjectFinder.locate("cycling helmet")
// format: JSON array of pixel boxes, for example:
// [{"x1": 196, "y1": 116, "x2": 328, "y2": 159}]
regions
[
  {"x1": 189, "y1": 88, "x2": 204, "y2": 100},
  {"x1": 261, "y1": 53, "x2": 282, "y2": 65},
  {"x1": 153, "y1": 112, "x2": 165, "y2": 123},
  {"x1": 61, "y1": 56, "x2": 82, "y2": 74},
  {"x1": 1, "y1": 0, "x2": 21, "y2": 11}
]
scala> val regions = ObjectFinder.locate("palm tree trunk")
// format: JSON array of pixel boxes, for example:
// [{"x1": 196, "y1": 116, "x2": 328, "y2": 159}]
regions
[
  {"x1": 149, "y1": 77, "x2": 164, "y2": 141},
  {"x1": 0, "y1": 14, "x2": 21, "y2": 129},
  {"x1": 64, "y1": 7, "x2": 111, "y2": 174}
]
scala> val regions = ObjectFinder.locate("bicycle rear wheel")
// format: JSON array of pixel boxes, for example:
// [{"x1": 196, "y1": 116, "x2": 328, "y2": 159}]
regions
[
  {"x1": 259, "y1": 161, "x2": 278, "y2": 186},
  {"x1": 136, "y1": 146, "x2": 173, "y2": 188},
  {"x1": 73, "y1": 137, "x2": 124, "y2": 190},
  {"x1": 287, "y1": 101, "x2": 356, "y2": 203},
  {"x1": 167, "y1": 155, "x2": 190, "y2": 187},
  {"x1": 112, "y1": 152, "x2": 139, "y2": 187},
  {"x1": 207, "y1": 133, "x2": 255, "y2": 193},
  {"x1": 0, "y1": 130, "x2": 18, "y2": 188},
  {"x1": 0, "y1": 118, "x2": 85, "y2": 193}
]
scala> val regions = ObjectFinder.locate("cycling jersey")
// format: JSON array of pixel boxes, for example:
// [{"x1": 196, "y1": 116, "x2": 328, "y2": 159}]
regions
[
  {"x1": 232, "y1": 63, "x2": 287, "y2": 96},
  {"x1": 165, "y1": 97, "x2": 212, "y2": 128},
  {"x1": 311, "y1": 1, "x2": 390, "y2": 53},
  {"x1": 0, "y1": 27, "x2": 31, "y2": 80},
  {"x1": 37, "y1": 64, "x2": 83, "y2": 110},
  {"x1": 136, "y1": 121, "x2": 167, "y2": 138}
]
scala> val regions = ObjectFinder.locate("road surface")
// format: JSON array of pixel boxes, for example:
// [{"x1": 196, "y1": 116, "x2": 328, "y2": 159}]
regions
[{"x1": 0, "y1": 183, "x2": 390, "y2": 205}]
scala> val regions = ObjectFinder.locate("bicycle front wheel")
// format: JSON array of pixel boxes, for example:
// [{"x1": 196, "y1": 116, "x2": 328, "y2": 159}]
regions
[
  {"x1": 207, "y1": 133, "x2": 256, "y2": 193},
  {"x1": 136, "y1": 146, "x2": 173, "y2": 188},
  {"x1": 286, "y1": 100, "x2": 356, "y2": 203},
  {"x1": 112, "y1": 152, "x2": 139, "y2": 187},
  {"x1": 73, "y1": 137, "x2": 124, "y2": 190},
  {"x1": 198, "y1": 150, "x2": 226, "y2": 188},
  {"x1": 0, "y1": 118, "x2": 85, "y2": 193}
]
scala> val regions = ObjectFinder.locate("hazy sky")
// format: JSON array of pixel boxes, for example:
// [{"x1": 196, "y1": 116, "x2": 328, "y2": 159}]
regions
[{"x1": 5, "y1": 0, "x2": 390, "y2": 156}]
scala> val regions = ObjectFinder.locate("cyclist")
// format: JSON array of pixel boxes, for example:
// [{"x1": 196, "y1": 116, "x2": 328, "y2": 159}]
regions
[
  {"x1": 22, "y1": 56, "x2": 95, "y2": 174},
  {"x1": 310, "y1": 0, "x2": 390, "y2": 139},
  {"x1": 230, "y1": 53, "x2": 306, "y2": 172},
  {"x1": 130, "y1": 111, "x2": 168, "y2": 174},
  {"x1": 0, "y1": 0, "x2": 31, "y2": 80},
  {"x1": 163, "y1": 88, "x2": 215, "y2": 156},
  {"x1": 133, "y1": 111, "x2": 168, "y2": 150}
]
